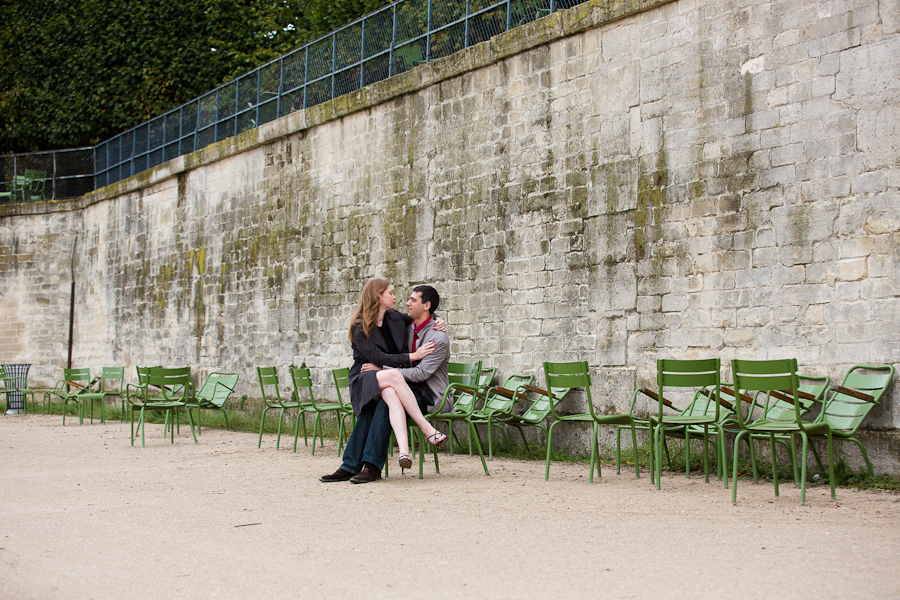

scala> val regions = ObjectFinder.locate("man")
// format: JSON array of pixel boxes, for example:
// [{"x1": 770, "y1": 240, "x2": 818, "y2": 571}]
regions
[{"x1": 320, "y1": 285, "x2": 450, "y2": 484}]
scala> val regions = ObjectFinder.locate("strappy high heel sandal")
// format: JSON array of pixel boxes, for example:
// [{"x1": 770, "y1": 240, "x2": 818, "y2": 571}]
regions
[
  {"x1": 398, "y1": 453, "x2": 412, "y2": 473},
  {"x1": 426, "y1": 430, "x2": 447, "y2": 448}
]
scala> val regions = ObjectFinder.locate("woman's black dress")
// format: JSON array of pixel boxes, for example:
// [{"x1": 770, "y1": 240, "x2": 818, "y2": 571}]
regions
[{"x1": 347, "y1": 310, "x2": 413, "y2": 416}]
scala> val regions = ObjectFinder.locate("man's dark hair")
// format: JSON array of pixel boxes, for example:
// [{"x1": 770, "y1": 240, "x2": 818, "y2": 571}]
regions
[{"x1": 413, "y1": 285, "x2": 440, "y2": 314}]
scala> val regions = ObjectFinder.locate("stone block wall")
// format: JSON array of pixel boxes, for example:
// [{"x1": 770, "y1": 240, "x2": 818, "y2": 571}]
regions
[{"x1": 1, "y1": 0, "x2": 898, "y2": 467}]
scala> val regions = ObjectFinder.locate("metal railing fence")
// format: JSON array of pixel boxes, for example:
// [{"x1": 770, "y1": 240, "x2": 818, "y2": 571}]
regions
[{"x1": 2, "y1": 0, "x2": 585, "y2": 202}]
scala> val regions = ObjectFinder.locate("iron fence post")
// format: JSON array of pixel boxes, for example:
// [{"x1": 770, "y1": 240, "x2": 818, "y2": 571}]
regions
[
  {"x1": 215, "y1": 89, "x2": 221, "y2": 143},
  {"x1": 277, "y1": 57, "x2": 284, "y2": 117},
  {"x1": 466, "y1": 0, "x2": 471, "y2": 47},
  {"x1": 234, "y1": 78, "x2": 240, "y2": 137},
  {"x1": 389, "y1": 3, "x2": 398, "y2": 77},
  {"x1": 303, "y1": 47, "x2": 309, "y2": 109},
  {"x1": 426, "y1": 0, "x2": 433, "y2": 62},
  {"x1": 360, "y1": 18, "x2": 367, "y2": 90}
]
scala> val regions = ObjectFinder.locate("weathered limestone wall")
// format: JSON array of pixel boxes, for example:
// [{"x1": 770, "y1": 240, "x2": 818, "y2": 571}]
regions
[{"x1": 2, "y1": 0, "x2": 899, "y2": 469}]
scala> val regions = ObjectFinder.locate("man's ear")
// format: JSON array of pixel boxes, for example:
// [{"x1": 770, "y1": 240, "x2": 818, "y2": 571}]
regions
[{"x1": 423, "y1": 300, "x2": 432, "y2": 313}]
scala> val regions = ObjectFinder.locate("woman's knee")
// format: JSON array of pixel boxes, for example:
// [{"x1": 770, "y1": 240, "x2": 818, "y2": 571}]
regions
[{"x1": 379, "y1": 368, "x2": 405, "y2": 387}]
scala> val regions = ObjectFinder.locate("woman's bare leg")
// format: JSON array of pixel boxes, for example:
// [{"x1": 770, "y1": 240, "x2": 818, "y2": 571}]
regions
[
  {"x1": 376, "y1": 369, "x2": 443, "y2": 441},
  {"x1": 380, "y1": 387, "x2": 410, "y2": 456}
]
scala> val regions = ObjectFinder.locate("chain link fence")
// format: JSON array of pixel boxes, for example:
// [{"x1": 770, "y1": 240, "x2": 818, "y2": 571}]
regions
[
  {"x1": 2, "y1": 0, "x2": 585, "y2": 202},
  {"x1": 0, "y1": 149, "x2": 94, "y2": 204}
]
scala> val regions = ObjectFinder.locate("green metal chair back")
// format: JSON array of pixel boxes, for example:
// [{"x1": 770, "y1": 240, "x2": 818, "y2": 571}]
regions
[
  {"x1": 518, "y1": 385, "x2": 566, "y2": 424},
  {"x1": 478, "y1": 367, "x2": 496, "y2": 388},
  {"x1": 289, "y1": 366, "x2": 319, "y2": 408},
  {"x1": 544, "y1": 361, "x2": 595, "y2": 419},
  {"x1": 101, "y1": 367, "x2": 125, "y2": 392},
  {"x1": 145, "y1": 367, "x2": 191, "y2": 402},
  {"x1": 453, "y1": 366, "x2": 496, "y2": 414},
  {"x1": 731, "y1": 358, "x2": 801, "y2": 429},
  {"x1": 480, "y1": 374, "x2": 535, "y2": 416},
  {"x1": 63, "y1": 368, "x2": 98, "y2": 395},
  {"x1": 24, "y1": 169, "x2": 46, "y2": 200},
  {"x1": 656, "y1": 358, "x2": 721, "y2": 422},
  {"x1": 332, "y1": 367, "x2": 351, "y2": 409},
  {"x1": 433, "y1": 361, "x2": 482, "y2": 414},
  {"x1": 196, "y1": 372, "x2": 239, "y2": 408},
  {"x1": 257, "y1": 366, "x2": 289, "y2": 408},
  {"x1": 135, "y1": 365, "x2": 164, "y2": 394},
  {"x1": 751, "y1": 373, "x2": 829, "y2": 428},
  {"x1": 799, "y1": 374, "x2": 831, "y2": 401},
  {"x1": 817, "y1": 365, "x2": 894, "y2": 435}
]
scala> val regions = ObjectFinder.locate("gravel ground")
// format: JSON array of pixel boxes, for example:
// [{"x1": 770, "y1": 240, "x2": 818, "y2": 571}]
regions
[{"x1": 2, "y1": 414, "x2": 899, "y2": 599}]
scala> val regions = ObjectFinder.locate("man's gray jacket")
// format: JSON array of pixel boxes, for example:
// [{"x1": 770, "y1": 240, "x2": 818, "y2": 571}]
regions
[{"x1": 394, "y1": 317, "x2": 450, "y2": 413}]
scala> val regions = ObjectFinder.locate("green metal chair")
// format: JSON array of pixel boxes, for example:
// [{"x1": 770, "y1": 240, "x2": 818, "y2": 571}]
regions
[
  {"x1": 446, "y1": 366, "x2": 495, "y2": 452},
  {"x1": 493, "y1": 382, "x2": 571, "y2": 454},
  {"x1": 186, "y1": 371, "x2": 238, "y2": 434},
  {"x1": 648, "y1": 359, "x2": 724, "y2": 490},
  {"x1": 128, "y1": 366, "x2": 197, "y2": 447},
  {"x1": 807, "y1": 365, "x2": 894, "y2": 477},
  {"x1": 730, "y1": 358, "x2": 835, "y2": 505},
  {"x1": 467, "y1": 373, "x2": 535, "y2": 459},
  {"x1": 58, "y1": 368, "x2": 105, "y2": 425},
  {"x1": 544, "y1": 361, "x2": 639, "y2": 483},
  {"x1": 623, "y1": 383, "x2": 734, "y2": 486},
  {"x1": 404, "y1": 360, "x2": 488, "y2": 479},
  {"x1": 331, "y1": 367, "x2": 356, "y2": 454},
  {"x1": 736, "y1": 374, "x2": 831, "y2": 483},
  {"x1": 100, "y1": 367, "x2": 126, "y2": 421},
  {"x1": 290, "y1": 365, "x2": 343, "y2": 455},
  {"x1": 0, "y1": 179, "x2": 17, "y2": 202},
  {"x1": 23, "y1": 169, "x2": 47, "y2": 201},
  {"x1": 257, "y1": 366, "x2": 306, "y2": 449}
]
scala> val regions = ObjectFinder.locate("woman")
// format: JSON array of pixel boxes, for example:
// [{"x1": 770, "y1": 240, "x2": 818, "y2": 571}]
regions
[{"x1": 348, "y1": 278, "x2": 448, "y2": 471}]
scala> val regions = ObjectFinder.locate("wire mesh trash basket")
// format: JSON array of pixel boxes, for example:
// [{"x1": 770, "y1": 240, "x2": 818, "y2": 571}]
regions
[{"x1": 3, "y1": 364, "x2": 31, "y2": 415}]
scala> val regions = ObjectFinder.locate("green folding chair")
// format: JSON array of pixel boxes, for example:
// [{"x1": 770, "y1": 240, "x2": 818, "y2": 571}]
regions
[
  {"x1": 100, "y1": 367, "x2": 126, "y2": 421},
  {"x1": 290, "y1": 366, "x2": 343, "y2": 455},
  {"x1": 648, "y1": 359, "x2": 724, "y2": 490},
  {"x1": 406, "y1": 361, "x2": 488, "y2": 479},
  {"x1": 59, "y1": 368, "x2": 105, "y2": 425},
  {"x1": 331, "y1": 367, "x2": 356, "y2": 454},
  {"x1": 129, "y1": 366, "x2": 197, "y2": 447},
  {"x1": 544, "y1": 361, "x2": 639, "y2": 483},
  {"x1": 468, "y1": 373, "x2": 535, "y2": 459},
  {"x1": 730, "y1": 358, "x2": 835, "y2": 505},
  {"x1": 186, "y1": 371, "x2": 238, "y2": 434},
  {"x1": 445, "y1": 366, "x2": 495, "y2": 453},
  {"x1": 807, "y1": 365, "x2": 894, "y2": 478},
  {"x1": 257, "y1": 366, "x2": 307, "y2": 449}
]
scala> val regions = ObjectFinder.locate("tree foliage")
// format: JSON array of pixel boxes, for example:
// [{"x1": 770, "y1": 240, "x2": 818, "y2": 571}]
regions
[{"x1": 0, "y1": 0, "x2": 389, "y2": 153}]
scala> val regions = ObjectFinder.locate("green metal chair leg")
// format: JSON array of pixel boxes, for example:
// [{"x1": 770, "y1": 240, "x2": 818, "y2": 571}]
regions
[{"x1": 769, "y1": 433, "x2": 780, "y2": 497}]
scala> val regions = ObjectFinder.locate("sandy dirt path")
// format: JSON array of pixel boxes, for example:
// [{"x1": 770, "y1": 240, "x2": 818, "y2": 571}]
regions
[{"x1": 1, "y1": 415, "x2": 899, "y2": 599}]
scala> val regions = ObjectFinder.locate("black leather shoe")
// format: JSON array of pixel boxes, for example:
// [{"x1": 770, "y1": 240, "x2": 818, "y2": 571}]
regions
[
  {"x1": 349, "y1": 463, "x2": 382, "y2": 484},
  {"x1": 320, "y1": 468, "x2": 355, "y2": 482}
]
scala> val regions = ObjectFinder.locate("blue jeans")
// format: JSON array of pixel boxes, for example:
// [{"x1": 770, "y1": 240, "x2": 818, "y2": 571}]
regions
[{"x1": 340, "y1": 399, "x2": 392, "y2": 473}]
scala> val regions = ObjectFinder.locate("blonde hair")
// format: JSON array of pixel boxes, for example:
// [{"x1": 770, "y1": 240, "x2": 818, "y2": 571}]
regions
[{"x1": 348, "y1": 278, "x2": 390, "y2": 342}]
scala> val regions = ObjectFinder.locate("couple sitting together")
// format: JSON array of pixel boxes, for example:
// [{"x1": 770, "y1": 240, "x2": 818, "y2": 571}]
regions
[{"x1": 321, "y1": 279, "x2": 451, "y2": 484}]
